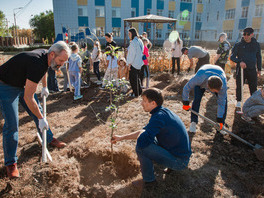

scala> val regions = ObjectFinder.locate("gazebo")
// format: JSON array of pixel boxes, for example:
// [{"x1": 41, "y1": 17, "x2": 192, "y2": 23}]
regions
[{"x1": 123, "y1": 14, "x2": 177, "y2": 47}]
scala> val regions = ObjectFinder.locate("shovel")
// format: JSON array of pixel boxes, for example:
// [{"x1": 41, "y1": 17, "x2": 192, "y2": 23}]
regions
[
  {"x1": 190, "y1": 109, "x2": 264, "y2": 161},
  {"x1": 236, "y1": 68, "x2": 243, "y2": 114},
  {"x1": 41, "y1": 96, "x2": 52, "y2": 163}
]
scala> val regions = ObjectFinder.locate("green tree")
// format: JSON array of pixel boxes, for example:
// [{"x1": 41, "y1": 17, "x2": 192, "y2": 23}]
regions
[
  {"x1": 30, "y1": 10, "x2": 54, "y2": 43},
  {"x1": 0, "y1": 10, "x2": 7, "y2": 37}
]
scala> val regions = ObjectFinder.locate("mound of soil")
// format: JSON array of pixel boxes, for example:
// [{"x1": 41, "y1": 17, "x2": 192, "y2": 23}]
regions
[{"x1": 152, "y1": 73, "x2": 174, "y2": 82}]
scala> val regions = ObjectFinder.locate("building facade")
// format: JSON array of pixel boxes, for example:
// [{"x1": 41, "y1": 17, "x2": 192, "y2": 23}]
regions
[{"x1": 53, "y1": 0, "x2": 264, "y2": 45}]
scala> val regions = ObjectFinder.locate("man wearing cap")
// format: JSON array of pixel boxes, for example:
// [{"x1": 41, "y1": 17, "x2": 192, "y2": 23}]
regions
[
  {"x1": 214, "y1": 32, "x2": 231, "y2": 71},
  {"x1": 0, "y1": 41, "x2": 70, "y2": 178},
  {"x1": 230, "y1": 27, "x2": 262, "y2": 108},
  {"x1": 181, "y1": 46, "x2": 210, "y2": 73}
]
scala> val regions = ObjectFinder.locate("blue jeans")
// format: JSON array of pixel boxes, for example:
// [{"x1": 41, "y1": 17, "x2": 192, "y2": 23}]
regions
[
  {"x1": 191, "y1": 86, "x2": 227, "y2": 123},
  {"x1": 136, "y1": 143, "x2": 189, "y2": 182},
  {"x1": 0, "y1": 82, "x2": 54, "y2": 166},
  {"x1": 69, "y1": 71, "x2": 81, "y2": 96}
]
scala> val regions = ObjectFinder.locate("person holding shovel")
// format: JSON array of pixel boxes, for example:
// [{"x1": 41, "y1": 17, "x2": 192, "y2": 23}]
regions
[
  {"x1": 111, "y1": 88, "x2": 192, "y2": 188},
  {"x1": 0, "y1": 41, "x2": 70, "y2": 178},
  {"x1": 182, "y1": 64, "x2": 228, "y2": 133},
  {"x1": 230, "y1": 27, "x2": 262, "y2": 109}
]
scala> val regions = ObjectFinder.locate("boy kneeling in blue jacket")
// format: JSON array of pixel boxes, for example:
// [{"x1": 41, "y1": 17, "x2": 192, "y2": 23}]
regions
[{"x1": 112, "y1": 88, "x2": 192, "y2": 188}]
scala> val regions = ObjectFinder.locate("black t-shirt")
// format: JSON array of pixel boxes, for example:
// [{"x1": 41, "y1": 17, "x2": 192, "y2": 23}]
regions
[
  {"x1": 0, "y1": 49, "x2": 49, "y2": 88},
  {"x1": 106, "y1": 40, "x2": 117, "y2": 48}
]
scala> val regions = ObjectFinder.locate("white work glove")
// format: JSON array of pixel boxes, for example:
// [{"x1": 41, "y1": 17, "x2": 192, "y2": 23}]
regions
[
  {"x1": 41, "y1": 87, "x2": 49, "y2": 98},
  {"x1": 38, "y1": 118, "x2": 49, "y2": 132}
]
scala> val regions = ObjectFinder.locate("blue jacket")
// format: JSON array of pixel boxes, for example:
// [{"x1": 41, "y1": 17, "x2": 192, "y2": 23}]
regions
[
  {"x1": 137, "y1": 106, "x2": 192, "y2": 158},
  {"x1": 230, "y1": 37, "x2": 262, "y2": 71},
  {"x1": 182, "y1": 64, "x2": 227, "y2": 119}
]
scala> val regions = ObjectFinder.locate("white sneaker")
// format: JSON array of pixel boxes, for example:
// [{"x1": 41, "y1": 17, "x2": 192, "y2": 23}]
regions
[
  {"x1": 236, "y1": 101, "x2": 241, "y2": 108},
  {"x1": 189, "y1": 122, "x2": 196, "y2": 133}
]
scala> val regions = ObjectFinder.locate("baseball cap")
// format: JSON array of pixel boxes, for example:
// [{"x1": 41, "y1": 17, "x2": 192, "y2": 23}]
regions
[{"x1": 243, "y1": 27, "x2": 254, "y2": 34}]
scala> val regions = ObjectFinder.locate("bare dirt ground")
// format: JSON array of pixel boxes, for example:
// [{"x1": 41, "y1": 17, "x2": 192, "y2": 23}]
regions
[{"x1": 0, "y1": 56, "x2": 264, "y2": 197}]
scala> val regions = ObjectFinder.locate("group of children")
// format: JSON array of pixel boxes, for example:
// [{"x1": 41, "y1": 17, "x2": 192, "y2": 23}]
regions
[{"x1": 64, "y1": 33, "x2": 151, "y2": 100}]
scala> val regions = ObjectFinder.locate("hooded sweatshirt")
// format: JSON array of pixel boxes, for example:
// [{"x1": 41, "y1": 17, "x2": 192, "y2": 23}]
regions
[
  {"x1": 230, "y1": 37, "x2": 262, "y2": 71},
  {"x1": 68, "y1": 53, "x2": 82, "y2": 72}
]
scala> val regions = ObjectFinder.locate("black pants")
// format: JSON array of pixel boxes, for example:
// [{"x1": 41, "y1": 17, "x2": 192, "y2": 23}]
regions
[
  {"x1": 172, "y1": 57, "x2": 180, "y2": 74},
  {"x1": 215, "y1": 60, "x2": 226, "y2": 71},
  {"x1": 47, "y1": 67, "x2": 59, "y2": 91},
  {"x1": 236, "y1": 67, "x2": 257, "y2": 101},
  {"x1": 140, "y1": 65, "x2": 149, "y2": 85},
  {"x1": 93, "y1": 61, "x2": 101, "y2": 81},
  {"x1": 195, "y1": 53, "x2": 210, "y2": 73},
  {"x1": 84, "y1": 63, "x2": 91, "y2": 85},
  {"x1": 129, "y1": 66, "x2": 142, "y2": 97}
]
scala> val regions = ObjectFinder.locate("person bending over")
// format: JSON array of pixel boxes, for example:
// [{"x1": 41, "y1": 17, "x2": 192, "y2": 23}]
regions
[
  {"x1": 0, "y1": 41, "x2": 70, "y2": 178},
  {"x1": 182, "y1": 64, "x2": 228, "y2": 133}
]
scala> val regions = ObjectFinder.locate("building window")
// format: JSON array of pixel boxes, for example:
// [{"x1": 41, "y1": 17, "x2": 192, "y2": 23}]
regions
[
  {"x1": 196, "y1": 13, "x2": 201, "y2": 22},
  {"x1": 168, "y1": 11, "x2": 174, "y2": 18},
  {"x1": 147, "y1": 9, "x2": 151, "y2": 15},
  {"x1": 241, "y1": 7, "x2": 248, "y2": 18},
  {"x1": 255, "y1": 4, "x2": 264, "y2": 17},
  {"x1": 112, "y1": 7, "x2": 121, "y2": 18},
  {"x1": 131, "y1": 8, "x2": 136, "y2": 17},
  {"x1": 254, "y1": 29, "x2": 260, "y2": 40},
  {"x1": 225, "y1": 9, "x2": 235, "y2": 20},
  {"x1": 156, "y1": 29, "x2": 162, "y2": 38},
  {"x1": 180, "y1": 30, "x2": 190, "y2": 39},
  {"x1": 96, "y1": 27, "x2": 105, "y2": 37},
  {"x1": 197, "y1": 0, "x2": 202, "y2": 3},
  {"x1": 78, "y1": 6, "x2": 88, "y2": 16},
  {"x1": 112, "y1": 27, "x2": 121, "y2": 37},
  {"x1": 195, "y1": 30, "x2": 201, "y2": 39},
  {"x1": 217, "y1": 11, "x2": 219, "y2": 20},
  {"x1": 157, "y1": 9, "x2": 163, "y2": 16},
  {"x1": 180, "y1": 11, "x2": 191, "y2": 21},
  {"x1": 225, "y1": 30, "x2": 233, "y2": 40},
  {"x1": 95, "y1": 6, "x2": 105, "y2": 17},
  {"x1": 181, "y1": 0, "x2": 192, "y2": 2}
]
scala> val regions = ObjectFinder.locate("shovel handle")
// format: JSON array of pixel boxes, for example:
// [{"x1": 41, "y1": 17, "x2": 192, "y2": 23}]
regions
[
  {"x1": 189, "y1": 109, "x2": 256, "y2": 149},
  {"x1": 42, "y1": 96, "x2": 48, "y2": 163}
]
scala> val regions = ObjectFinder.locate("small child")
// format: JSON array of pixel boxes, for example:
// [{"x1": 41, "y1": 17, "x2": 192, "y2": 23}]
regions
[
  {"x1": 68, "y1": 43, "x2": 83, "y2": 100},
  {"x1": 118, "y1": 57, "x2": 129, "y2": 93},
  {"x1": 140, "y1": 38, "x2": 150, "y2": 89},
  {"x1": 92, "y1": 41, "x2": 101, "y2": 84},
  {"x1": 102, "y1": 46, "x2": 118, "y2": 88},
  {"x1": 241, "y1": 85, "x2": 264, "y2": 123}
]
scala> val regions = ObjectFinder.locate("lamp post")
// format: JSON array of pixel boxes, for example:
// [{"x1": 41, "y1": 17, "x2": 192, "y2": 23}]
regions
[{"x1": 13, "y1": 7, "x2": 23, "y2": 44}]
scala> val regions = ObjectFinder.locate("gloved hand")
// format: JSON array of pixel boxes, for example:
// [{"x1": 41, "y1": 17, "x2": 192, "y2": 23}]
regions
[
  {"x1": 38, "y1": 118, "x2": 49, "y2": 132},
  {"x1": 182, "y1": 101, "x2": 191, "y2": 111},
  {"x1": 183, "y1": 105, "x2": 191, "y2": 111},
  {"x1": 219, "y1": 123, "x2": 223, "y2": 130},
  {"x1": 41, "y1": 87, "x2": 49, "y2": 98},
  {"x1": 216, "y1": 117, "x2": 224, "y2": 130}
]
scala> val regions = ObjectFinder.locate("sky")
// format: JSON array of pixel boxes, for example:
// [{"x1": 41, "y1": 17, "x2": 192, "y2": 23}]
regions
[{"x1": 1, "y1": 0, "x2": 53, "y2": 29}]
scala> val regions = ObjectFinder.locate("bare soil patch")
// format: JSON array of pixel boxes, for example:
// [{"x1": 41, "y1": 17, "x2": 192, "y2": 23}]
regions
[{"x1": 0, "y1": 57, "x2": 263, "y2": 197}]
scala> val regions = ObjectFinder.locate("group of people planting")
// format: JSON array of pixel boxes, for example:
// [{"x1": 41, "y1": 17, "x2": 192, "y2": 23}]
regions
[{"x1": 0, "y1": 26, "x2": 263, "y2": 191}]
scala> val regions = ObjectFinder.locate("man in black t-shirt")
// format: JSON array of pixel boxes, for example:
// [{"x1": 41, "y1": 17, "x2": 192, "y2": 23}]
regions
[{"x1": 0, "y1": 41, "x2": 71, "y2": 178}]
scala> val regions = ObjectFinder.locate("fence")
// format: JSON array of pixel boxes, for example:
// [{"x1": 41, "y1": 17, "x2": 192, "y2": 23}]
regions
[{"x1": 0, "y1": 36, "x2": 33, "y2": 47}]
